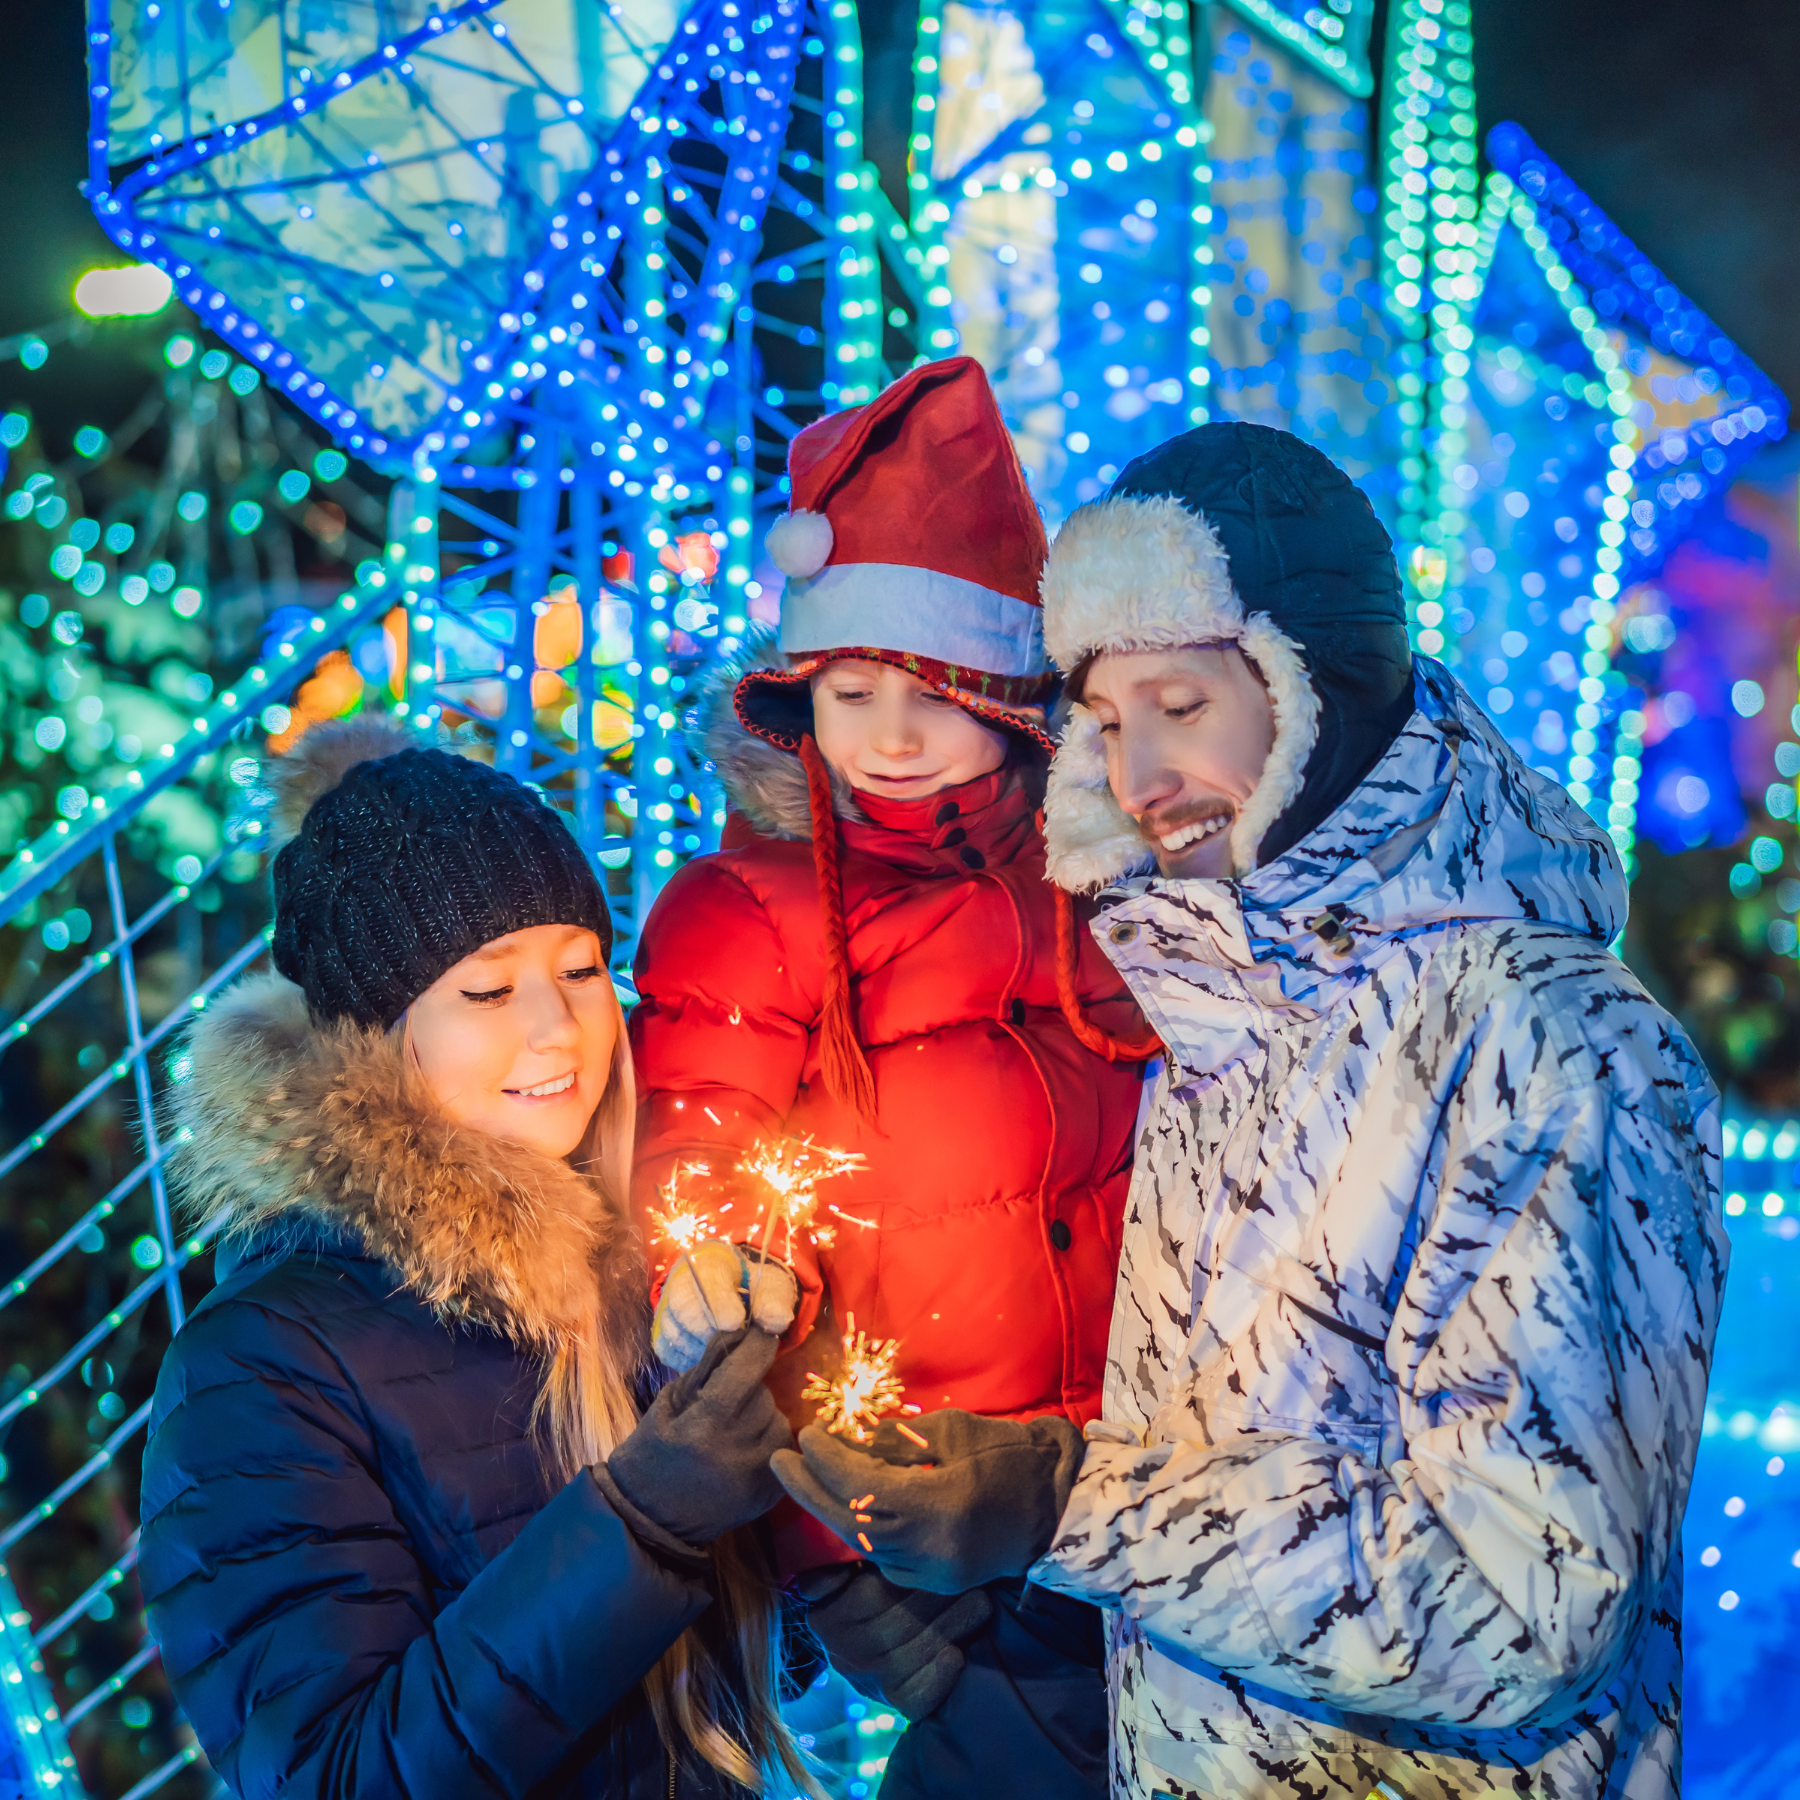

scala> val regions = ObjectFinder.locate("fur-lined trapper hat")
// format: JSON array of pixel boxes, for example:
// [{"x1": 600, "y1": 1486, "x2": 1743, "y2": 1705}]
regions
[{"x1": 1040, "y1": 422, "x2": 1415, "y2": 892}]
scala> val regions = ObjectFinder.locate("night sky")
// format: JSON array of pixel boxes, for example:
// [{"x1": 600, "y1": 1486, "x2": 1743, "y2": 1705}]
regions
[{"x1": 2, "y1": 0, "x2": 1795, "y2": 443}]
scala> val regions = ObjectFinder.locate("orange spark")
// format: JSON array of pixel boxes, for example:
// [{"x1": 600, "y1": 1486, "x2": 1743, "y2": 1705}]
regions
[
  {"x1": 737, "y1": 1135, "x2": 868, "y2": 1262},
  {"x1": 803, "y1": 1313, "x2": 907, "y2": 1443},
  {"x1": 650, "y1": 1162, "x2": 714, "y2": 1255}
]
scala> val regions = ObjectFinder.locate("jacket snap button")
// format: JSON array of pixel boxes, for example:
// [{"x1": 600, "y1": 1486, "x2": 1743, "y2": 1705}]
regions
[
  {"x1": 959, "y1": 845, "x2": 985, "y2": 870},
  {"x1": 934, "y1": 801, "x2": 961, "y2": 824},
  {"x1": 940, "y1": 826, "x2": 968, "y2": 846},
  {"x1": 1108, "y1": 922, "x2": 1138, "y2": 946},
  {"x1": 1049, "y1": 1220, "x2": 1073, "y2": 1251},
  {"x1": 1009, "y1": 998, "x2": 1026, "y2": 1026}
]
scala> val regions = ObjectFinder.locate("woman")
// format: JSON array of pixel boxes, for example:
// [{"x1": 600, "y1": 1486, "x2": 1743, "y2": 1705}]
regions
[
  {"x1": 630, "y1": 358, "x2": 1156, "y2": 1798},
  {"x1": 138, "y1": 716, "x2": 814, "y2": 1800}
]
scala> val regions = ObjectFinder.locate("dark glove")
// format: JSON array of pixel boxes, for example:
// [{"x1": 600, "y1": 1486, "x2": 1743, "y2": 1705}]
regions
[
  {"x1": 797, "y1": 1563, "x2": 993, "y2": 1723},
  {"x1": 597, "y1": 1328, "x2": 791, "y2": 1557},
  {"x1": 771, "y1": 1409, "x2": 1084, "y2": 1594}
]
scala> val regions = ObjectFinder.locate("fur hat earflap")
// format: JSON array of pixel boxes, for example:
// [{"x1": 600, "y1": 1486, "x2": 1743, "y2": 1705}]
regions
[
  {"x1": 765, "y1": 508, "x2": 835, "y2": 580},
  {"x1": 266, "y1": 713, "x2": 423, "y2": 850},
  {"x1": 1040, "y1": 494, "x2": 1322, "y2": 888},
  {"x1": 1043, "y1": 705, "x2": 1154, "y2": 894}
]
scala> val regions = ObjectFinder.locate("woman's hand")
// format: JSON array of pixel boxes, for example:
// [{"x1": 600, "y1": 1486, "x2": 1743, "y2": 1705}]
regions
[
  {"x1": 651, "y1": 1239, "x2": 799, "y2": 1370},
  {"x1": 597, "y1": 1328, "x2": 792, "y2": 1554}
]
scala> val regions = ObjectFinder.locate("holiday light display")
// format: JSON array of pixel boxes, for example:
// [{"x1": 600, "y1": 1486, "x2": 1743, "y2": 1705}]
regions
[
  {"x1": 1423, "y1": 126, "x2": 1786, "y2": 870},
  {"x1": 905, "y1": 0, "x2": 1211, "y2": 527},
  {"x1": 1196, "y1": 11, "x2": 1403, "y2": 518},
  {"x1": 0, "y1": 2, "x2": 1788, "y2": 1793}
]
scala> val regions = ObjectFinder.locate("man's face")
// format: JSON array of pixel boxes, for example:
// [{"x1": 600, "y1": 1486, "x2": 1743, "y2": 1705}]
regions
[{"x1": 1081, "y1": 645, "x2": 1276, "y2": 878}]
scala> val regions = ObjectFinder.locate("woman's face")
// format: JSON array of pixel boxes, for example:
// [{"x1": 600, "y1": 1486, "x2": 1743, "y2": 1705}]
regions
[
  {"x1": 811, "y1": 658, "x2": 1009, "y2": 799},
  {"x1": 406, "y1": 923, "x2": 618, "y2": 1161}
]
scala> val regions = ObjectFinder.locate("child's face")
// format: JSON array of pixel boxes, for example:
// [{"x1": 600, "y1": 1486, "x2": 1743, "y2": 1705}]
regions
[
  {"x1": 405, "y1": 924, "x2": 618, "y2": 1162},
  {"x1": 811, "y1": 659, "x2": 1010, "y2": 799}
]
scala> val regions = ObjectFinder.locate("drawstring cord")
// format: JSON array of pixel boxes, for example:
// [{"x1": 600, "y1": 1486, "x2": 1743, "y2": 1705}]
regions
[{"x1": 799, "y1": 735, "x2": 879, "y2": 1119}]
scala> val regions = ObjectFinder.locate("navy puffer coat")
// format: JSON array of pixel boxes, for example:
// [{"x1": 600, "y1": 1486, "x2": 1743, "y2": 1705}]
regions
[{"x1": 139, "y1": 975, "x2": 759, "y2": 1800}]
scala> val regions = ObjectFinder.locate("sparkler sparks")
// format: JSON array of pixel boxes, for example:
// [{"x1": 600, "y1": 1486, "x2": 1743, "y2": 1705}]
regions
[
  {"x1": 737, "y1": 1134, "x2": 869, "y2": 1262},
  {"x1": 803, "y1": 1314, "x2": 907, "y2": 1442},
  {"x1": 650, "y1": 1162, "x2": 714, "y2": 1256}
]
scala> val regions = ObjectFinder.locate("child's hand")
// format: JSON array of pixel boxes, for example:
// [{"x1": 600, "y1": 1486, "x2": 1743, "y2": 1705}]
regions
[{"x1": 652, "y1": 1239, "x2": 800, "y2": 1370}]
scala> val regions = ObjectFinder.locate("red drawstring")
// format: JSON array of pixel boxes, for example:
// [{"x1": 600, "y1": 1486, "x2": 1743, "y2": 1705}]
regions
[
  {"x1": 799, "y1": 736, "x2": 879, "y2": 1119},
  {"x1": 1048, "y1": 846, "x2": 1163, "y2": 1064}
]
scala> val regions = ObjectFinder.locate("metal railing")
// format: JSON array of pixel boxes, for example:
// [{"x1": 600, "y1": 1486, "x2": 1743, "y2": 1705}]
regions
[{"x1": 0, "y1": 577, "x2": 395, "y2": 1796}]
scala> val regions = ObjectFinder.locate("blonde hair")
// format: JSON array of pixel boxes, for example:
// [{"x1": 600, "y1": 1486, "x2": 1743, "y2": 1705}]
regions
[{"x1": 545, "y1": 1000, "x2": 822, "y2": 1798}]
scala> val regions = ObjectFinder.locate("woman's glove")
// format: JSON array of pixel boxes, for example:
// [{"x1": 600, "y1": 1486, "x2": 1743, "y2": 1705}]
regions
[
  {"x1": 595, "y1": 1328, "x2": 792, "y2": 1558},
  {"x1": 652, "y1": 1239, "x2": 800, "y2": 1371},
  {"x1": 772, "y1": 1409, "x2": 1085, "y2": 1594},
  {"x1": 797, "y1": 1564, "x2": 993, "y2": 1723}
]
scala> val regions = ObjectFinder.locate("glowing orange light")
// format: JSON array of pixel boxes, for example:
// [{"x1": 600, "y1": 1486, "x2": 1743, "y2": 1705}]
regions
[
  {"x1": 736, "y1": 1135, "x2": 868, "y2": 1263},
  {"x1": 650, "y1": 1162, "x2": 715, "y2": 1262},
  {"x1": 659, "y1": 530, "x2": 720, "y2": 582},
  {"x1": 266, "y1": 649, "x2": 365, "y2": 754},
  {"x1": 803, "y1": 1314, "x2": 907, "y2": 1442},
  {"x1": 535, "y1": 583, "x2": 582, "y2": 670}
]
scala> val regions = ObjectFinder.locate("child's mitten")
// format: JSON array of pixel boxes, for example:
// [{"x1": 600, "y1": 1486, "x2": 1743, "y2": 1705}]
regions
[{"x1": 652, "y1": 1239, "x2": 800, "y2": 1370}]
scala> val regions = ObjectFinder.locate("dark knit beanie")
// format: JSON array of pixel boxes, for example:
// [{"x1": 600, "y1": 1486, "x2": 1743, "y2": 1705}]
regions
[
  {"x1": 267, "y1": 717, "x2": 613, "y2": 1029},
  {"x1": 1110, "y1": 423, "x2": 1416, "y2": 863}
]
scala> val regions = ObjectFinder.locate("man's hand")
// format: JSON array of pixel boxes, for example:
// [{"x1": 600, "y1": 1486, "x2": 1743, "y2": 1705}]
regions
[
  {"x1": 771, "y1": 1409, "x2": 1084, "y2": 1594},
  {"x1": 797, "y1": 1564, "x2": 993, "y2": 1722},
  {"x1": 651, "y1": 1239, "x2": 799, "y2": 1370}
]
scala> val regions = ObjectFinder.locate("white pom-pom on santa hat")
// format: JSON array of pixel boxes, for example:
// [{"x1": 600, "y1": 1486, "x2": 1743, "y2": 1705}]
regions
[{"x1": 765, "y1": 508, "x2": 834, "y2": 581}]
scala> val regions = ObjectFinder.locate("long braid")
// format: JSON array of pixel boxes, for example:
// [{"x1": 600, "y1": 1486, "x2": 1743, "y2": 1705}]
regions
[
  {"x1": 799, "y1": 735, "x2": 879, "y2": 1118},
  {"x1": 1054, "y1": 883, "x2": 1163, "y2": 1064}
]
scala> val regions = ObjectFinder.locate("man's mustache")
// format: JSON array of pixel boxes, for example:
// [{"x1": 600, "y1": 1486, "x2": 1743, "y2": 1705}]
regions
[{"x1": 1134, "y1": 799, "x2": 1234, "y2": 848}]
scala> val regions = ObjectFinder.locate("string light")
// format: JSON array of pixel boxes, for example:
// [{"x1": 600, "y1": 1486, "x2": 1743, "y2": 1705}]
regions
[{"x1": 909, "y1": 0, "x2": 1209, "y2": 521}]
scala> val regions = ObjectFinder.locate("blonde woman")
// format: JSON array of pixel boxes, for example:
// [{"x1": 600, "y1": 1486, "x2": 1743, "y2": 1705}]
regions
[{"x1": 138, "y1": 719, "x2": 815, "y2": 1800}]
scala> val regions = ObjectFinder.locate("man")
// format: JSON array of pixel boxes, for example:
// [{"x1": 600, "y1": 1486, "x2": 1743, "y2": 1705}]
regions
[{"x1": 773, "y1": 422, "x2": 1728, "y2": 1800}]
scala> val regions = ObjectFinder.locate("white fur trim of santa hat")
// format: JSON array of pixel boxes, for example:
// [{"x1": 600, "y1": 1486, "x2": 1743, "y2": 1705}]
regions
[
  {"x1": 1040, "y1": 492, "x2": 1321, "y2": 891},
  {"x1": 765, "y1": 509, "x2": 835, "y2": 581}
]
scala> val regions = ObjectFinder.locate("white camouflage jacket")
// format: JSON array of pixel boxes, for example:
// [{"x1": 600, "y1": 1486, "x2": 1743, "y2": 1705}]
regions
[{"x1": 1029, "y1": 660, "x2": 1729, "y2": 1800}]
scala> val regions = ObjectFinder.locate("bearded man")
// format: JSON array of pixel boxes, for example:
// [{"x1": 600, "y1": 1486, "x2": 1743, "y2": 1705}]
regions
[{"x1": 774, "y1": 422, "x2": 1729, "y2": 1800}]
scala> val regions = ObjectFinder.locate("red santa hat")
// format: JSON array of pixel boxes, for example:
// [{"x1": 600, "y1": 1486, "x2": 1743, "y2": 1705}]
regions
[{"x1": 734, "y1": 356, "x2": 1055, "y2": 753}]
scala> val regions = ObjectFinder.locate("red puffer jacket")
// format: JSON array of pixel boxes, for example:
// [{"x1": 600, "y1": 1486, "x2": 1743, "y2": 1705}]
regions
[{"x1": 630, "y1": 705, "x2": 1150, "y2": 1454}]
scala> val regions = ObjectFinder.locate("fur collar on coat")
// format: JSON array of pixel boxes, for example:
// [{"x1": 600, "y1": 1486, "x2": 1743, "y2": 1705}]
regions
[{"x1": 172, "y1": 972, "x2": 647, "y2": 1377}]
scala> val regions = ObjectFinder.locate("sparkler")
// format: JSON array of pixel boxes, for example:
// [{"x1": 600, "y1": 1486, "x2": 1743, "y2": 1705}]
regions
[
  {"x1": 650, "y1": 1162, "x2": 714, "y2": 1260},
  {"x1": 802, "y1": 1313, "x2": 909, "y2": 1443},
  {"x1": 737, "y1": 1134, "x2": 869, "y2": 1262}
]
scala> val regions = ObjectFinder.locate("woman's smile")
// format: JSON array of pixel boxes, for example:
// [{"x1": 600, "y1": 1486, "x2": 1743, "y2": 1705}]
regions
[{"x1": 506, "y1": 1069, "x2": 578, "y2": 1100}]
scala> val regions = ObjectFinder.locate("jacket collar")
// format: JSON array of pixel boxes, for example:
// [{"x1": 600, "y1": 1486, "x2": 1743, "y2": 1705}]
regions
[
  {"x1": 841, "y1": 766, "x2": 1038, "y2": 874},
  {"x1": 1093, "y1": 661, "x2": 1627, "y2": 1071},
  {"x1": 172, "y1": 974, "x2": 647, "y2": 1368}
]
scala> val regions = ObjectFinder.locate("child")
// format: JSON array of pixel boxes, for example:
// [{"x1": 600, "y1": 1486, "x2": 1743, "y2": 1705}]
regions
[{"x1": 629, "y1": 358, "x2": 1156, "y2": 1798}]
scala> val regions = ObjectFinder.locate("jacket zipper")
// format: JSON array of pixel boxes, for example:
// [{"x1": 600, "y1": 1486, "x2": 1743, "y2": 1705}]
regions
[{"x1": 666, "y1": 1749, "x2": 677, "y2": 1800}]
